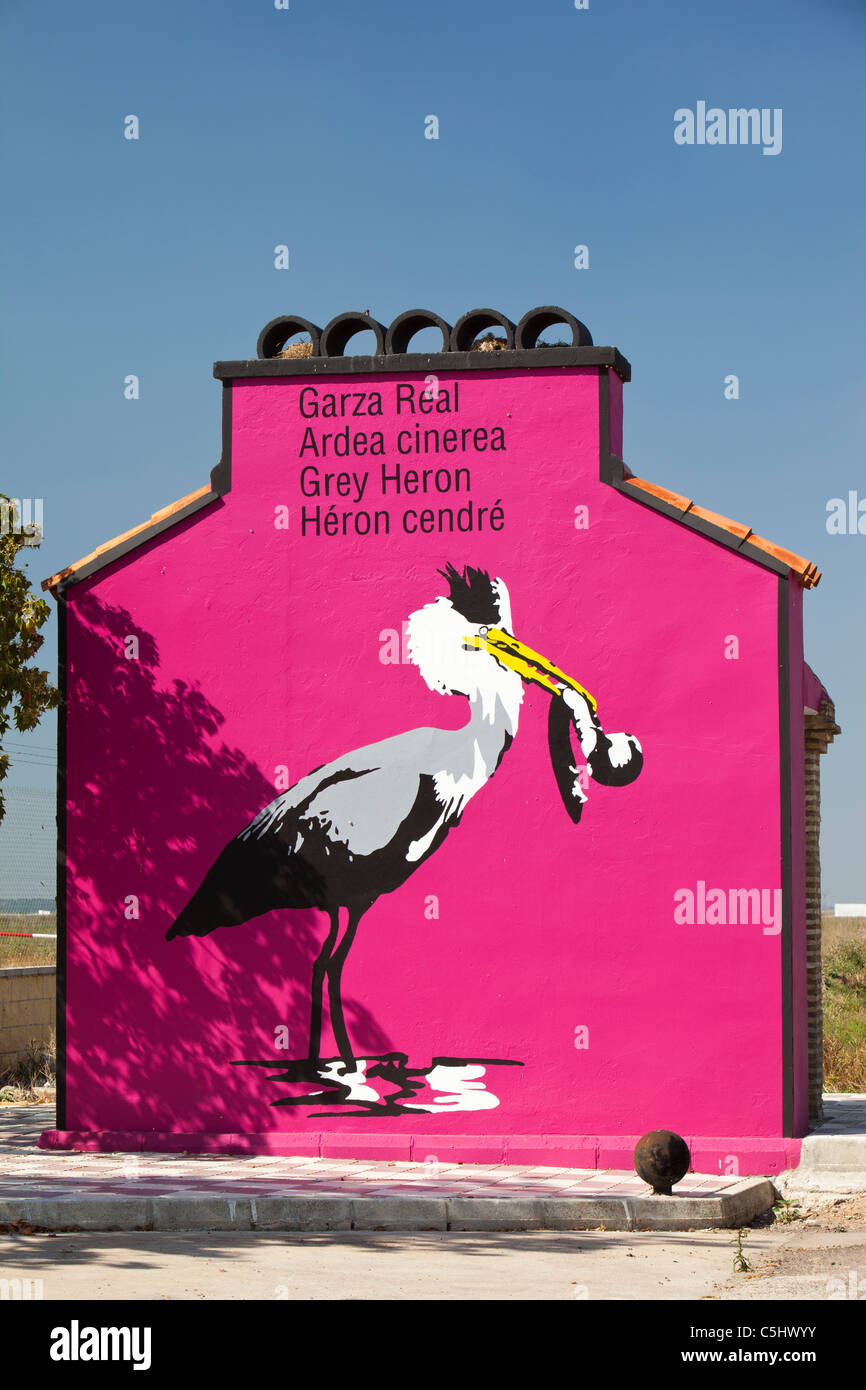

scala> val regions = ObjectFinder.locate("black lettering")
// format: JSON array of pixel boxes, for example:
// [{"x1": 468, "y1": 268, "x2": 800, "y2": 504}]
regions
[
  {"x1": 300, "y1": 504, "x2": 320, "y2": 536},
  {"x1": 299, "y1": 427, "x2": 319, "y2": 457},
  {"x1": 300, "y1": 465, "x2": 320, "y2": 496}
]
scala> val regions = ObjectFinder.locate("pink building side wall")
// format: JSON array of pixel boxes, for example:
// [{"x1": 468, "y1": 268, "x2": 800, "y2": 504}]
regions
[{"x1": 53, "y1": 366, "x2": 802, "y2": 1167}]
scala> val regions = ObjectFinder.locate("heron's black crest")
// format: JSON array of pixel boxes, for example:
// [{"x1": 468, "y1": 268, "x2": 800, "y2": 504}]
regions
[{"x1": 439, "y1": 563, "x2": 501, "y2": 626}]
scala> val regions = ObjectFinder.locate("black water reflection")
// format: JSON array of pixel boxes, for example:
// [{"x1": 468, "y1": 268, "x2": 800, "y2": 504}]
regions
[{"x1": 233, "y1": 1054, "x2": 523, "y2": 1117}]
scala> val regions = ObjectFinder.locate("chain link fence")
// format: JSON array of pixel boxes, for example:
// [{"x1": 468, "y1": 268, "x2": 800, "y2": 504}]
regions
[{"x1": 0, "y1": 784, "x2": 57, "y2": 967}]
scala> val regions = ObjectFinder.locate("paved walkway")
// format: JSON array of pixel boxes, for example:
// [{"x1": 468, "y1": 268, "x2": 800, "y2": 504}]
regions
[
  {"x1": 779, "y1": 1093, "x2": 866, "y2": 1196},
  {"x1": 815, "y1": 1094, "x2": 866, "y2": 1133},
  {"x1": 0, "y1": 1107, "x2": 769, "y2": 1232}
]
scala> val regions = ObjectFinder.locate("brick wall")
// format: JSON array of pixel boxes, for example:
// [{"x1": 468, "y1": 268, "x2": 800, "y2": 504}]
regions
[
  {"x1": 804, "y1": 697, "x2": 840, "y2": 1128},
  {"x1": 0, "y1": 967, "x2": 55, "y2": 1071}
]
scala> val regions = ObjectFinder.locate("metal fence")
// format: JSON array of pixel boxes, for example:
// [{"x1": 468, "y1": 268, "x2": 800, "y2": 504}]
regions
[{"x1": 0, "y1": 784, "x2": 57, "y2": 967}]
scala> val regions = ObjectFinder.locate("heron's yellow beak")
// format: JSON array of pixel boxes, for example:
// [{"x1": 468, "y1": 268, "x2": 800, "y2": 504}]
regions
[{"x1": 465, "y1": 627, "x2": 597, "y2": 711}]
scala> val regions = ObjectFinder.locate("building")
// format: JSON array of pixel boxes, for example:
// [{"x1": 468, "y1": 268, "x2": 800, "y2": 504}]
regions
[{"x1": 41, "y1": 305, "x2": 839, "y2": 1171}]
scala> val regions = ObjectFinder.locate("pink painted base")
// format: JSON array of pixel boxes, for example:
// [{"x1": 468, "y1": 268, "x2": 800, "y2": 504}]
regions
[{"x1": 38, "y1": 1129, "x2": 802, "y2": 1176}]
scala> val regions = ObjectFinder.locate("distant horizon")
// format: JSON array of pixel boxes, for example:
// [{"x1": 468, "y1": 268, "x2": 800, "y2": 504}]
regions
[{"x1": 0, "y1": 900, "x2": 55, "y2": 915}]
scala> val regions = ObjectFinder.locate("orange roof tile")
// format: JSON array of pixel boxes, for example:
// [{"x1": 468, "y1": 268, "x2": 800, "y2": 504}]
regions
[
  {"x1": 42, "y1": 484, "x2": 213, "y2": 593},
  {"x1": 625, "y1": 475, "x2": 821, "y2": 588}
]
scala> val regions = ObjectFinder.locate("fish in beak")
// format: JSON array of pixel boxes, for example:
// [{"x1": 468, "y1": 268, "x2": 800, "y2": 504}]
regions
[{"x1": 466, "y1": 626, "x2": 597, "y2": 711}]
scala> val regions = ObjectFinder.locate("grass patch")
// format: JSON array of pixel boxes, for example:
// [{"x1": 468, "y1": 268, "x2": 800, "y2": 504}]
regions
[
  {"x1": 822, "y1": 914, "x2": 866, "y2": 1091},
  {"x1": 0, "y1": 913, "x2": 56, "y2": 968}
]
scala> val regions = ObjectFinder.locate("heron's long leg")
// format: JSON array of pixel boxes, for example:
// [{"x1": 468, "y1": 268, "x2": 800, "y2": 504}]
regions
[
  {"x1": 326, "y1": 909, "x2": 362, "y2": 1067},
  {"x1": 308, "y1": 908, "x2": 341, "y2": 1063}
]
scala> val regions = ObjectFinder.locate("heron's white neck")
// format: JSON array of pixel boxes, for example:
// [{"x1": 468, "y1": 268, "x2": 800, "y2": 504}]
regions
[
  {"x1": 433, "y1": 693, "x2": 518, "y2": 820},
  {"x1": 472, "y1": 668, "x2": 523, "y2": 740}
]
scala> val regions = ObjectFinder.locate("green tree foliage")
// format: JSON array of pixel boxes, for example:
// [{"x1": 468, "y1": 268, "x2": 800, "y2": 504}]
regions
[{"x1": 0, "y1": 496, "x2": 59, "y2": 824}]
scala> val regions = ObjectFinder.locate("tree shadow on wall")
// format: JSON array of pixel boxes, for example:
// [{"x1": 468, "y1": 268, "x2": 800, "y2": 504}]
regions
[{"x1": 63, "y1": 592, "x2": 392, "y2": 1134}]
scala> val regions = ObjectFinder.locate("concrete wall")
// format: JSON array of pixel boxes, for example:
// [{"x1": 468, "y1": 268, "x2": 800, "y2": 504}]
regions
[{"x1": 0, "y1": 967, "x2": 55, "y2": 1070}]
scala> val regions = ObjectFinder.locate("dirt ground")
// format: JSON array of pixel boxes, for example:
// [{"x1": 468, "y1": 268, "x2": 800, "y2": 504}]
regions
[{"x1": 706, "y1": 1194, "x2": 866, "y2": 1300}]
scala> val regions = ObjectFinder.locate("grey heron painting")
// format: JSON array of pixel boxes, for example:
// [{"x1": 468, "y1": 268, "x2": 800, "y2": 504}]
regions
[{"x1": 167, "y1": 564, "x2": 643, "y2": 1113}]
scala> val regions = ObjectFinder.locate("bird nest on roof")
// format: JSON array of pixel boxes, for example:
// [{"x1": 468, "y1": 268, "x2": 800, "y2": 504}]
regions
[
  {"x1": 278, "y1": 330, "x2": 566, "y2": 359},
  {"x1": 278, "y1": 340, "x2": 314, "y2": 358}
]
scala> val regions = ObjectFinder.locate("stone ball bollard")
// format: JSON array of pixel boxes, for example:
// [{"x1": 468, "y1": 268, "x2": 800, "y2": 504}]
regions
[{"x1": 634, "y1": 1130, "x2": 691, "y2": 1195}]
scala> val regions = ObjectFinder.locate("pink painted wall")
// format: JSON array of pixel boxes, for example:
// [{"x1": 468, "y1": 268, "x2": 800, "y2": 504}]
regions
[
  {"x1": 803, "y1": 661, "x2": 829, "y2": 712},
  {"x1": 61, "y1": 365, "x2": 804, "y2": 1147},
  {"x1": 788, "y1": 579, "x2": 809, "y2": 1136}
]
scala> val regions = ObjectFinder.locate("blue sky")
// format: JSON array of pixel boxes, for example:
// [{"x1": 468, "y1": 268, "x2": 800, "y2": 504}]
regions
[{"x1": 1, "y1": 0, "x2": 864, "y2": 899}]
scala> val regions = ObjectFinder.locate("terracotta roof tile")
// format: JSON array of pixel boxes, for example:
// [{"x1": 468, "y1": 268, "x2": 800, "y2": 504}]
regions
[
  {"x1": 688, "y1": 505, "x2": 752, "y2": 542},
  {"x1": 42, "y1": 484, "x2": 213, "y2": 593},
  {"x1": 625, "y1": 475, "x2": 820, "y2": 589},
  {"x1": 624, "y1": 477, "x2": 692, "y2": 514}
]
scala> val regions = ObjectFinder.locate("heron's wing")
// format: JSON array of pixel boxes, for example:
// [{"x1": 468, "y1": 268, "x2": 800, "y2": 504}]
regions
[
  {"x1": 168, "y1": 730, "x2": 463, "y2": 936},
  {"x1": 308, "y1": 764, "x2": 441, "y2": 858},
  {"x1": 240, "y1": 728, "x2": 447, "y2": 857}
]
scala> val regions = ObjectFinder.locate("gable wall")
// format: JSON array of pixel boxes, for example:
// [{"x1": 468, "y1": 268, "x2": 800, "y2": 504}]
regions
[{"x1": 58, "y1": 364, "x2": 801, "y2": 1149}]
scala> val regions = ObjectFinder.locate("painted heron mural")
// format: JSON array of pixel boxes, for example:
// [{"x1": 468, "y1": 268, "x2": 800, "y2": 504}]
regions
[{"x1": 166, "y1": 564, "x2": 643, "y2": 1107}]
